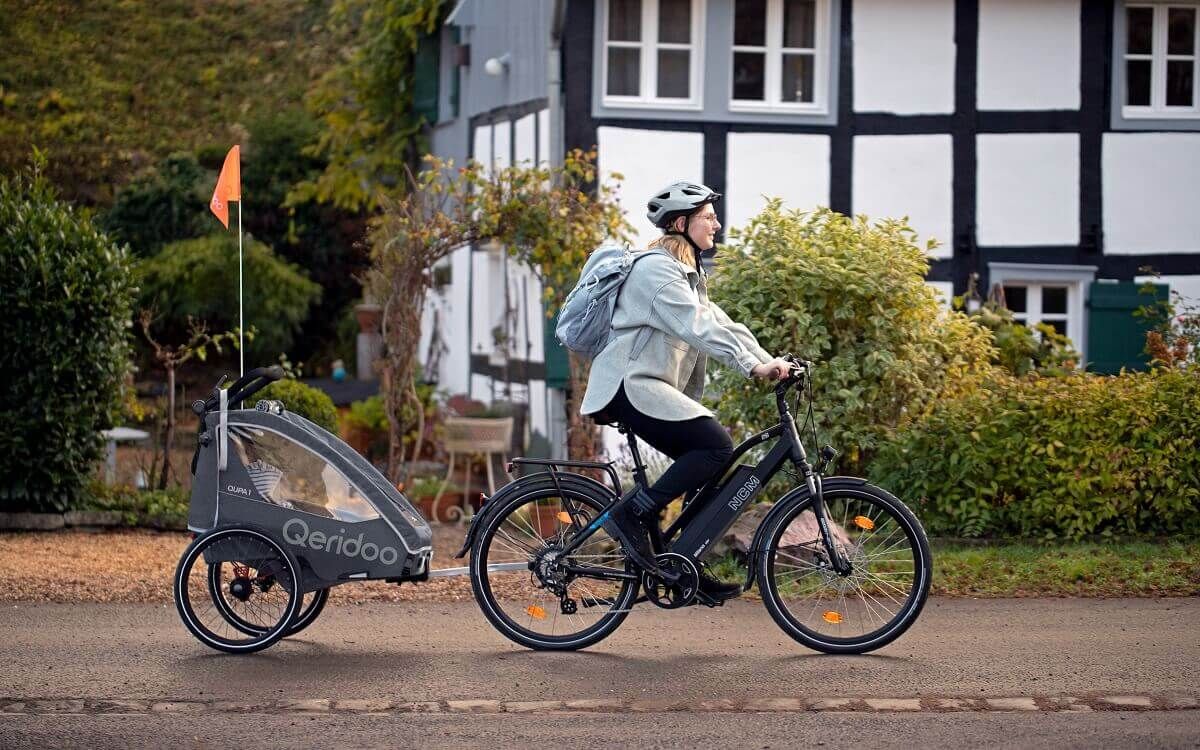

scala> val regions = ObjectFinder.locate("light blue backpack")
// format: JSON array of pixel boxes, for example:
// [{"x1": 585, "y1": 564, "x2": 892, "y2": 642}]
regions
[{"x1": 555, "y1": 242, "x2": 661, "y2": 358}]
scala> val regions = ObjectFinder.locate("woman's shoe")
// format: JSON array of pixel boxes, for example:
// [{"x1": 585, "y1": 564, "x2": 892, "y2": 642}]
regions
[{"x1": 697, "y1": 570, "x2": 742, "y2": 601}]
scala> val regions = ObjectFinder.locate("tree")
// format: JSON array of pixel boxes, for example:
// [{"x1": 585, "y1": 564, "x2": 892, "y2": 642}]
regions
[
  {"x1": 137, "y1": 233, "x2": 322, "y2": 362},
  {"x1": 138, "y1": 312, "x2": 240, "y2": 489},
  {"x1": 366, "y1": 151, "x2": 630, "y2": 482},
  {"x1": 293, "y1": 0, "x2": 444, "y2": 211}
]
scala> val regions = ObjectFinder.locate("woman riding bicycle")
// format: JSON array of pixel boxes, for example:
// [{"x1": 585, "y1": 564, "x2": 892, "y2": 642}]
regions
[{"x1": 580, "y1": 181, "x2": 793, "y2": 601}]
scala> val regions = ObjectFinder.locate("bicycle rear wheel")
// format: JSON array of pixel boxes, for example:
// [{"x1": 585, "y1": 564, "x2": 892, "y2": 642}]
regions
[
  {"x1": 758, "y1": 481, "x2": 932, "y2": 654},
  {"x1": 470, "y1": 479, "x2": 638, "y2": 651}
]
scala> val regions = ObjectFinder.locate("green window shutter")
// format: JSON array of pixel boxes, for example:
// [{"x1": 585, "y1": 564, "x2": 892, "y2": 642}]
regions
[
  {"x1": 1086, "y1": 281, "x2": 1169, "y2": 374},
  {"x1": 413, "y1": 32, "x2": 440, "y2": 125},
  {"x1": 544, "y1": 307, "x2": 569, "y2": 389}
]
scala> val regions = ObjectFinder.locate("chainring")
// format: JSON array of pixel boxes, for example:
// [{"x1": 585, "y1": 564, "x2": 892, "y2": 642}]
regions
[{"x1": 642, "y1": 552, "x2": 699, "y2": 609}]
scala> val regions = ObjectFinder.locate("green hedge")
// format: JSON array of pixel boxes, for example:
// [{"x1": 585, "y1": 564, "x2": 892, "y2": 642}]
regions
[
  {"x1": 247, "y1": 379, "x2": 339, "y2": 435},
  {"x1": 0, "y1": 162, "x2": 135, "y2": 512},
  {"x1": 870, "y1": 369, "x2": 1200, "y2": 539}
]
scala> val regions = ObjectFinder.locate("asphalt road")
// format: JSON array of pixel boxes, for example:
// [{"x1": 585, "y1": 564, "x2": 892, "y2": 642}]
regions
[{"x1": 1, "y1": 597, "x2": 1197, "y2": 748}]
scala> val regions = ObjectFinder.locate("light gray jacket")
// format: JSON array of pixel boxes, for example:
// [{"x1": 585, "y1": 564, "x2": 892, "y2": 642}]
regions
[{"x1": 580, "y1": 248, "x2": 773, "y2": 422}]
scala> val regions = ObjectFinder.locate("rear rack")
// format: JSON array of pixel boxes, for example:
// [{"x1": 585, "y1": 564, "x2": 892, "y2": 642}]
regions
[{"x1": 507, "y1": 457, "x2": 624, "y2": 499}]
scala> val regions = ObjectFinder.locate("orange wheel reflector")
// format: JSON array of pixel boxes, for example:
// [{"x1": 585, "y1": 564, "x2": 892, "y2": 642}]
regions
[
  {"x1": 557, "y1": 511, "x2": 573, "y2": 524},
  {"x1": 854, "y1": 515, "x2": 875, "y2": 531},
  {"x1": 822, "y1": 610, "x2": 843, "y2": 624},
  {"x1": 526, "y1": 605, "x2": 546, "y2": 620}
]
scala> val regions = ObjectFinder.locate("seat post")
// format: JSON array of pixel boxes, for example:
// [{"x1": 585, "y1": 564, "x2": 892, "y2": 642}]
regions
[{"x1": 618, "y1": 423, "x2": 649, "y2": 491}]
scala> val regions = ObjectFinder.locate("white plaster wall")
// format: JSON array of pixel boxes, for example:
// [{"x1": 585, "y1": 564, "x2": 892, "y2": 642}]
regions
[
  {"x1": 852, "y1": 134, "x2": 954, "y2": 258},
  {"x1": 472, "y1": 124, "x2": 491, "y2": 168},
  {"x1": 977, "y1": 0, "x2": 1080, "y2": 111},
  {"x1": 427, "y1": 244, "x2": 472, "y2": 397},
  {"x1": 493, "y1": 122, "x2": 511, "y2": 170},
  {"x1": 527, "y1": 380, "x2": 546, "y2": 438},
  {"x1": 926, "y1": 280, "x2": 955, "y2": 309},
  {"x1": 538, "y1": 109, "x2": 551, "y2": 167},
  {"x1": 977, "y1": 133, "x2": 1079, "y2": 246},
  {"x1": 470, "y1": 373, "x2": 493, "y2": 403},
  {"x1": 515, "y1": 113, "x2": 536, "y2": 164},
  {"x1": 597, "y1": 126, "x2": 705, "y2": 247},
  {"x1": 725, "y1": 133, "x2": 830, "y2": 231},
  {"x1": 1104, "y1": 134, "x2": 1200, "y2": 255},
  {"x1": 853, "y1": 0, "x2": 956, "y2": 114}
]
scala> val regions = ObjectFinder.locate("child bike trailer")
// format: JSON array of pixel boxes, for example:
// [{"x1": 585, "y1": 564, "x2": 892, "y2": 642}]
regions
[{"x1": 174, "y1": 366, "x2": 433, "y2": 653}]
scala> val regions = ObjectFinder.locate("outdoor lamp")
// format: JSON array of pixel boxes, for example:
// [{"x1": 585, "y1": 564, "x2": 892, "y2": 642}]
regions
[{"x1": 485, "y1": 53, "x2": 511, "y2": 76}]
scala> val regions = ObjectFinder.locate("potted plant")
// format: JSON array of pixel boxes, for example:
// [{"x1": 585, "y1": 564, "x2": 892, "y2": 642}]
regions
[
  {"x1": 404, "y1": 477, "x2": 464, "y2": 523},
  {"x1": 532, "y1": 497, "x2": 565, "y2": 538}
]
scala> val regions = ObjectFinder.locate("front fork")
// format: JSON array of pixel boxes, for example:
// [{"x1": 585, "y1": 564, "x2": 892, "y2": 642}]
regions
[{"x1": 786, "y1": 417, "x2": 853, "y2": 577}]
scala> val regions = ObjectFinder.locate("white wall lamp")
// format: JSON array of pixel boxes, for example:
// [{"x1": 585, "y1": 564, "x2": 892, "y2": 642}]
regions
[{"x1": 484, "y1": 53, "x2": 511, "y2": 76}]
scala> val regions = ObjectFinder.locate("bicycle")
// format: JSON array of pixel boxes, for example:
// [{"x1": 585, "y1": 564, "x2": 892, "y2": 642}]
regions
[{"x1": 458, "y1": 356, "x2": 933, "y2": 654}]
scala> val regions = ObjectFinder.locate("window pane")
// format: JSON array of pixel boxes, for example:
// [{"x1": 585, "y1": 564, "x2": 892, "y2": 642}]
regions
[
  {"x1": 1045, "y1": 320, "x2": 1068, "y2": 337},
  {"x1": 734, "y1": 0, "x2": 767, "y2": 46},
  {"x1": 607, "y1": 47, "x2": 641, "y2": 96},
  {"x1": 781, "y1": 53, "x2": 815, "y2": 102},
  {"x1": 1127, "y1": 59, "x2": 1152, "y2": 105},
  {"x1": 659, "y1": 0, "x2": 691, "y2": 43},
  {"x1": 609, "y1": 0, "x2": 641, "y2": 41},
  {"x1": 1127, "y1": 6, "x2": 1153, "y2": 55},
  {"x1": 657, "y1": 49, "x2": 690, "y2": 98},
  {"x1": 230, "y1": 428, "x2": 380, "y2": 523},
  {"x1": 1042, "y1": 286, "x2": 1068, "y2": 315},
  {"x1": 1167, "y1": 59, "x2": 1195, "y2": 106},
  {"x1": 1003, "y1": 285, "x2": 1028, "y2": 313},
  {"x1": 1169, "y1": 7, "x2": 1196, "y2": 55},
  {"x1": 733, "y1": 51, "x2": 765, "y2": 99},
  {"x1": 783, "y1": 0, "x2": 816, "y2": 48}
]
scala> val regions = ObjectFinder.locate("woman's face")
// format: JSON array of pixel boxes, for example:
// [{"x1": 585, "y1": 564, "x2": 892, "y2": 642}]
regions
[{"x1": 672, "y1": 204, "x2": 721, "y2": 251}]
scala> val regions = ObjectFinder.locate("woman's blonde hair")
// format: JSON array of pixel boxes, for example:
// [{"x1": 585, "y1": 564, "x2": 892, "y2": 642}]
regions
[{"x1": 646, "y1": 233, "x2": 696, "y2": 268}]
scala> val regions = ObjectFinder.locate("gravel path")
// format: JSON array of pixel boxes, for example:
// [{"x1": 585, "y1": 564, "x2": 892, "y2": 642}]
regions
[{"x1": 0, "y1": 527, "x2": 480, "y2": 604}]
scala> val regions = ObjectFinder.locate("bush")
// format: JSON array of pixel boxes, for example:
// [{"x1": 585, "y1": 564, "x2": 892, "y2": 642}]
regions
[
  {"x1": 869, "y1": 369, "x2": 1200, "y2": 540},
  {"x1": 99, "y1": 152, "x2": 211, "y2": 256},
  {"x1": 247, "y1": 379, "x2": 340, "y2": 435},
  {"x1": 708, "y1": 204, "x2": 995, "y2": 473},
  {"x1": 137, "y1": 233, "x2": 321, "y2": 359},
  {"x1": 82, "y1": 480, "x2": 188, "y2": 529},
  {"x1": 0, "y1": 161, "x2": 135, "y2": 512}
]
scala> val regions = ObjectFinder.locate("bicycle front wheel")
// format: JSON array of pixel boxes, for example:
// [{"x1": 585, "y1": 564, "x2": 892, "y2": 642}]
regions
[
  {"x1": 757, "y1": 481, "x2": 932, "y2": 654},
  {"x1": 470, "y1": 479, "x2": 638, "y2": 651}
]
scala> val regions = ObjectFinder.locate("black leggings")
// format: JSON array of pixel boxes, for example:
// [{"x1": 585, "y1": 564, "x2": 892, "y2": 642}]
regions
[{"x1": 602, "y1": 384, "x2": 733, "y2": 509}]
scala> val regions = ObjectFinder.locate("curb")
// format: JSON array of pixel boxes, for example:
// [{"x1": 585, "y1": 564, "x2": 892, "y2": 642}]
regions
[{"x1": 1, "y1": 694, "x2": 1196, "y2": 716}]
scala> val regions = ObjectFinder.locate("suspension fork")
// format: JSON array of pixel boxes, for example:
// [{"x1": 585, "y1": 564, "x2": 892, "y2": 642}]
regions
[{"x1": 783, "y1": 409, "x2": 852, "y2": 576}]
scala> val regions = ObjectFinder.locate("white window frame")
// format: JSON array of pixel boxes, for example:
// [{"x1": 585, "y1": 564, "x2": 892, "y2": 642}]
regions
[
  {"x1": 730, "y1": 0, "x2": 830, "y2": 114},
  {"x1": 1123, "y1": 2, "x2": 1200, "y2": 119},
  {"x1": 988, "y1": 263, "x2": 1097, "y2": 361},
  {"x1": 601, "y1": 0, "x2": 706, "y2": 110}
]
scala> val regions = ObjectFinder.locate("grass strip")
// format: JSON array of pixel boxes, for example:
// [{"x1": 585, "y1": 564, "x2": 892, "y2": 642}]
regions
[{"x1": 706, "y1": 539, "x2": 1199, "y2": 598}]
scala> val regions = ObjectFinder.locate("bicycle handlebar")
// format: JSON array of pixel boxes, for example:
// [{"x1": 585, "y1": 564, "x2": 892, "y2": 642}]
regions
[{"x1": 192, "y1": 365, "x2": 285, "y2": 415}]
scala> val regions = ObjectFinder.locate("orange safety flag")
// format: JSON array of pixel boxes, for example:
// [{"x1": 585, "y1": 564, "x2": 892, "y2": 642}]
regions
[{"x1": 209, "y1": 145, "x2": 241, "y2": 229}]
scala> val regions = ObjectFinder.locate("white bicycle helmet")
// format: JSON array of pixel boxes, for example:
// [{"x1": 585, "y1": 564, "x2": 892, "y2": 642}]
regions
[{"x1": 646, "y1": 181, "x2": 721, "y2": 229}]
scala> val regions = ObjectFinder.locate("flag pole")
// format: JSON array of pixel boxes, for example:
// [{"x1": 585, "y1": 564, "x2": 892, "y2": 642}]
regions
[{"x1": 237, "y1": 199, "x2": 244, "y2": 377}]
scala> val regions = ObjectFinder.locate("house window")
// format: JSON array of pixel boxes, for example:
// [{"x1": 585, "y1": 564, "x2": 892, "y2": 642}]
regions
[
  {"x1": 731, "y1": 0, "x2": 829, "y2": 112},
  {"x1": 603, "y1": 0, "x2": 704, "y2": 108},
  {"x1": 1123, "y1": 3, "x2": 1200, "y2": 117},
  {"x1": 1002, "y1": 284, "x2": 1075, "y2": 341}
]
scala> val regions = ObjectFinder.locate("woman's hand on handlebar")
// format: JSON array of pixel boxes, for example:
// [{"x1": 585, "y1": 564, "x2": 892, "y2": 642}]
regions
[{"x1": 752, "y1": 357, "x2": 794, "y2": 381}]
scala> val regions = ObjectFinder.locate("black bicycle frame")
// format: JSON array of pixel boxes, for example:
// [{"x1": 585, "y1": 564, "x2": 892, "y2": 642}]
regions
[{"x1": 554, "y1": 371, "x2": 851, "y2": 579}]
